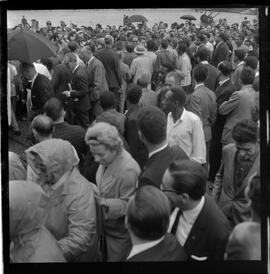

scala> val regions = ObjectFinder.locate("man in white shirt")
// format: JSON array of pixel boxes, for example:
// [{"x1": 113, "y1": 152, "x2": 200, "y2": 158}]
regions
[
  {"x1": 125, "y1": 185, "x2": 186, "y2": 261},
  {"x1": 165, "y1": 86, "x2": 206, "y2": 165},
  {"x1": 161, "y1": 159, "x2": 231, "y2": 260}
]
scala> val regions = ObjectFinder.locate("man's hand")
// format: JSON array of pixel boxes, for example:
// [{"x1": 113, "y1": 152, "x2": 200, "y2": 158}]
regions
[{"x1": 62, "y1": 90, "x2": 70, "y2": 97}]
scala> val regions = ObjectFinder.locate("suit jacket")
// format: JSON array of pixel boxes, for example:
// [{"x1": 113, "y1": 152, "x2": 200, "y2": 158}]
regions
[
  {"x1": 86, "y1": 57, "x2": 109, "y2": 101},
  {"x1": 187, "y1": 84, "x2": 217, "y2": 142},
  {"x1": 212, "y1": 143, "x2": 260, "y2": 226},
  {"x1": 212, "y1": 80, "x2": 236, "y2": 142},
  {"x1": 170, "y1": 195, "x2": 231, "y2": 260},
  {"x1": 127, "y1": 233, "x2": 186, "y2": 262},
  {"x1": 69, "y1": 65, "x2": 90, "y2": 111},
  {"x1": 31, "y1": 73, "x2": 53, "y2": 112},
  {"x1": 124, "y1": 105, "x2": 148, "y2": 169},
  {"x1": 219, "y1": 85, "x2": 256, "y2": 145},
  {"x1": 232, "y1": 62, "x2": 245, "y2": 91},
  {"x1": 212, "y1": 42, "x2": 230, "y2": 67},
  {"x1": 138, "y1": 145, "x2": 188, "y2": 189},
  {"x1": 95, "y1": 47, "x2": 122, "y2": 89},
  {"x1": 51, "y1": 63, "x2": 73, "y2": 97}
]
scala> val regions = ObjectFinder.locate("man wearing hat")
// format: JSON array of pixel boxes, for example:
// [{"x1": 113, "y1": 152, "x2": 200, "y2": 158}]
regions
[{"x1": 130, "y1": 44, "x2": 154, "y2": 86}]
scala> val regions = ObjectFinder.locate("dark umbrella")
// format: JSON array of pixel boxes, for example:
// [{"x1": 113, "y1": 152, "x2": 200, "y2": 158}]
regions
[
  {"x1": 180, "y1": 15, "x2": 197, "y2": 21},
  {"x1": 127, "y1": 15, "x2": 148, "y2": 23},
  {"x1": 8, "y1": 29, "x2": 58, "y2": 63}
]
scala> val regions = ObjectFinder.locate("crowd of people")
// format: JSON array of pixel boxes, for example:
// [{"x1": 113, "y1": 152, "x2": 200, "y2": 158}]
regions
[{"x1": 8, "y1": 13, "x2": 261, "y2": 262}]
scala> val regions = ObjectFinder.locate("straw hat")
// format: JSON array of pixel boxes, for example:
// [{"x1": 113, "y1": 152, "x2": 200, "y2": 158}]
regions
[{"x1": 134, "y1": 45, "x2": 146, "y2": 55}]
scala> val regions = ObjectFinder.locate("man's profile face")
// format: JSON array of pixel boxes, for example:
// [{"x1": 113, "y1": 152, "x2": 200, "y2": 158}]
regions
[
  {"x1": 235, "y1": 142, "x2": 257, "y2": 161},
  {"x1": 165, "y1": 76, "x2": 177, "y2": 88},
  {"x1": 164, "y1": 90, "x2": 177, "y2": 113}
]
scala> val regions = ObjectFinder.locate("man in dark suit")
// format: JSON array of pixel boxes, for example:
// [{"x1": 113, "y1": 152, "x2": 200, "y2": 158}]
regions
[
  {"x1": 126, "y1": 185, "x2": 186, "y2": 261},
  {"x1": 44, "y1": 97, "x2": 88, "y2": 172},
  {"x1": 51, "y1": 47, "x2": 73, "y2": 97},
  {"x1": 19, "y1": 62, "x2": 53, "y2": 121},
  {"x1": 211, "y1": 32, "x2": 230, "y2": 68},
  {"x1": 62, "y1": 52, "x2": 90, "y2": 129},
  {"x1": 187, "y1": 64, "x2": 217, "y2": 171},
  {"x1": 124, "y1": 84, "x2": 148, "y2": 169},
  {"x1": 162, "y1": 159, "x2": 231, "y2": 260},
  {"x1": 81, "y1": 43, "x2": 109, "y2": 122},
  {"x1": 137, "y1": 106, "x2": 188, "y2": 189},
  {"x1": 193, "y1": 47, "x2": 218, "y2": 92},
  {"x1": 95, "y1": 35, "x2": 122, "y2": 108},
  {"x1": 208, "y1": 61, "x2": 236, "y2": 184}
]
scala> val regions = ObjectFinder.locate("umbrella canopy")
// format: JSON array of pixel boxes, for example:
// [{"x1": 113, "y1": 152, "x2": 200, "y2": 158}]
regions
[
  {"x1": 180, "y1": 15, "x2": 197, "y2": 21},
  {"x1": 8, "y1": 30, "x2": 58, "y2": 63},
  {"x1": 127, "y1": 15, "x2": 148, "y2": 23}
]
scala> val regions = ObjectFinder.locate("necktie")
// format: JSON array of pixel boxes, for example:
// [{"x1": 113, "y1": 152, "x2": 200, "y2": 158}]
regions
[{"x1": 171, "y1": 208, "x2": 182, "y2": 235}]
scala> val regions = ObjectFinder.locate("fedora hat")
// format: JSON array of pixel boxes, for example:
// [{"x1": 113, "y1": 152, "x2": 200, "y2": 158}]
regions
[{"x1": 134, "y1": 45, "x2": 146, "y2": 55}]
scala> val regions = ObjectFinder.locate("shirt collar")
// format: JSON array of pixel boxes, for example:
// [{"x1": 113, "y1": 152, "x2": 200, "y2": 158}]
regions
[
  {"x1": 200, "y1": 61, "x2": 209, "y2": 65},
  {"x1": 149, "y1": 143, "x2": 167, "y2": 158},
  {"x1": 182, "y1": 196, "x2": 205, "y2": 223},
  {"x1": 168, "y1": 108, "x2": 187, "y2": 125},
  {"x1": 72, "y1": 64, "x2": 79, "y2": 74},
  {"x1": 127, "y1": 235, "x2": 165, "y2": 260},
  {"x1": 30, "y1": 72, "x2": 38, "y2": 88},
  {"x1": 88, "y1": 55, "x2": 94, "y2": 65},
  {"x1": 194, "y1": 83, "x2": 204, "y2": 90},
  {"x1": 237, "y1": 61, "x2": 245, "y2": 67},
  {"x1": 219, "y1": 78, "x2": 230, "y2": 86}
]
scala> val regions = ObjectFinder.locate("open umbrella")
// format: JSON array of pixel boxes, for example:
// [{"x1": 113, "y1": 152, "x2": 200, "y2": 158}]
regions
[
  {"x1": 180, "y1": 15, "x2": 197, "y2": 21},
  {"x1": 127, "y1": 15, "x2": 148, "y2": 23},
  {"x1": 8, "y1": 30, "x2": 57, "y2": 63}
]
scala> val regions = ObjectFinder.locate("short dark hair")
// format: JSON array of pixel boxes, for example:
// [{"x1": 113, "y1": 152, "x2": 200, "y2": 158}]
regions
[
  {"x1": 219, "y1": 32, "x2": 227, "y2": 42},
  {"x1": 245, "y1": 56, "x2": 258, "y2": 71},
  {"x1": 31, "y1": 114, "x2": 54, "y2": 137},
  {"x1": 240, "y1": 67, "x2": 255, "y2": 85},
  {"x1": 178, "y1": 42, "x2": 187, "y2": 53},
  {"x1": 137, "y1": 106, "x2": 167, "y2": 144},
  {"x1": 19, "y1": 62, "x2": 34, "y2": 72},
  {"x1": 235, "y1": 49, "x2": 246, "y2": 61},
  {"x1": 161, "y1": 38, "x2": 169, "y2": 49},
  {"x1": 168, "y1": 159, "x2": 207, "y2": 200},
  {"x1": 146, "y1": 39, "x2": 155, "y2": 51},
  {"x1": 99, "y1": 91, "x2": 116, "y2": 110},
  {"x1": 217, "y1": 61, "x2": 233, "y2": 76},
  {"x1": 68, "y1": 41, "x2": 78, "y2": 52},
  {"x1": 44, "y1": 97, "x2": 64, "y2": 121},
  {"x1": 193, "y1": 64, "x2": 208, "y2": 83},
  {"x1": 127, "y1": 185, "x2": 170, "y2": 241},
  {"x1": 170, "y1": 86, "x2": 187, "y2": 107},
  {"x1": 232, "y1": 119, "x2": 258, "y2": 143},
  {"x1": 195, "y1": 47, "x2": 210, "y2": 61},
  {"x1": 125, "y1": 42, "x2": 134, "y2": 52},
  {"x1": 126, "y1": 84, "x2": 142, "y2": 104}
]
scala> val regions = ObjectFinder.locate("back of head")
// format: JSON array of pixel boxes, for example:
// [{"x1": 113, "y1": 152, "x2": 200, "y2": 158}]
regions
[
  {"x1": 137, "y1": 73, "x2": 151, "y2": 88},
  {"x1": 84, "y1": 41, "x2": 96, "y2": 54},
  {"x1": 161, "y1": 38, "x2": 169, "y2": 49},
  {"x1": 168, "y1": 159, "x2": 207, "y2": 200},
  {"x1": 68, "y1": 41, "x2": 78, "y2": 52},
  {"x1": 126, "y1": 84, "x2": 142, "y2": 105},
  {"x1": 127, "y1": 185, "x2": 170, "y2": 240},
  {"x1": 165, "y1": 71, "x2": 182, "y2": 86},
  {"x1": 225, "y1": 222, "x2": 261, "y2": 260},
  {"x1": 99, "y1": 91, "x2": 116, "y2": 110},
  {"x1": 63, "y1": 52, "x2": 77, "y2": 65},
  {"x1": 245, "y1": 56, "x2": 258, "y2": 71},
  {"x1": 105, "y1": 34, "x2": 114, "y2": 46},
  {"x1": 240, "y1": 66, "x2": 255, "y2": 85},
  {"x1": 170, "y1": 86, "x2": 187, "y2": 107},
  {"x1": 235, "y1": 49, "x2": 246, "y2": 61},
  {"x1": 137, "y1": 106, "x2": 167, "y2": 145},
  {"x1": 44, "y1": 97, "x2": 64, "y2": 122},
  {"x1": 196, "y1": 47, "x2": 210, "y2": 61},
  {"x1": 217, "y1": 61, "x2": 233, "y2": 76},
  {"x1": 31, "y1": 114, "x2": 54, "y2": 137},
  {"x1": 193, "y1": 64, "x2": 208, "y2": 83},
  {"x1": 96, "y1": 111, "x2": 123, "y2": 136},
  {"x1": 219, "y1": 32, "x2": 227, "y2": 42},
  {"x1": 232, "y1": 119, "x2": 258, "y2": 144},
  {"x1": 146, "y1": 39, "x2": 155, "y2": 51},
  {"x1": 178, "y1": 42, "x2": 187, "y2": 53},
  {"x1": 126, "y1": 42, "x2": 135, "y2": 53}
]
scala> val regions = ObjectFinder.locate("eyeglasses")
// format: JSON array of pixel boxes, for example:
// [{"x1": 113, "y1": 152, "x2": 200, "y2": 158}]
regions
[{"x1": 160, "y1": 183, "x2": 178, "y2": 194}]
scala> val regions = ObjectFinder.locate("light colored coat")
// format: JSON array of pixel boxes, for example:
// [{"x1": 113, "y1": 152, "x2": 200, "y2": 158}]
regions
[
  {"x1": 96, "y1": 148, "x2": 141, "y2": 261},
  {"x1": 212, "y1": 143, "x2": 260, "y2": 226},
  {"x1": 219, "y1": 85, "x2": 256, "y2": 145},
  {"x1": 25, "y1": 139, "x2": 97, "y2": 261}
]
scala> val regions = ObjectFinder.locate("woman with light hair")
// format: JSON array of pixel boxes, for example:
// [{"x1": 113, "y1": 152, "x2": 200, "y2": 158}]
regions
[{"x1": 85, "y1": 122, "x2": 141, "y2": 262}]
